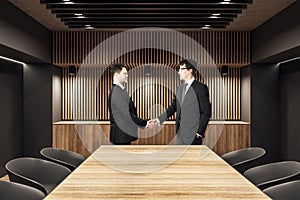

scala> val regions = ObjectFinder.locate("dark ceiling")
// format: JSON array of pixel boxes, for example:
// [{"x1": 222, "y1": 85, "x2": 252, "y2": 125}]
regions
[{"x1": 40, "y1": 0, "x2": 252, "y2": 29}]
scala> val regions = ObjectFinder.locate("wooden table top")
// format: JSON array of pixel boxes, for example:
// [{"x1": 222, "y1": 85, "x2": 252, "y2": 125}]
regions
[{"x1": 46, "y1": 145, "x2": 269, "y2": 199}]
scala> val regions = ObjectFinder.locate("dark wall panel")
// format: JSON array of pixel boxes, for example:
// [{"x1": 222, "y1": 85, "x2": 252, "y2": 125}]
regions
[
  {"x1": 252, "y1": 1, "x2": 300, "y2": 63},
  {"x1": 52, "y1": 66, "x2": 62, "y2": 122},
  {"x1": 23, "y1": 64, "x2": 52, "y2": 157},
  {"x1": 0, "y1": 59, "x2": 22, "y2": 177},
  {"x1": 251, "y1": 64, "x2": 280, "y2": 163},
  {"x1": 251, "y1": 0, "x2": 300, "y2": 163},
  {"x1": 241, "y1": 66, "x2": 251, "y2": 122},
  {"x1": 0, "y1": 1, "x2": 51, "y2": 63},
  {"x1": 280, "y1": 59, "x2": 300, "y2": 161}
]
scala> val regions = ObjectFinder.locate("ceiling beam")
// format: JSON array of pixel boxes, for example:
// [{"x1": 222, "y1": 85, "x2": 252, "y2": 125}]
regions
[{"x1": 41, "y1": 0, "x2": 252, "y2": 4}]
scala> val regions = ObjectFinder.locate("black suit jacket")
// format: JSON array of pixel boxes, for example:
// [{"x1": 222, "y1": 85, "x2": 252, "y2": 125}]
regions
[
  {"x1": 108, "y1": 84, "x2": 147, "y2": 144},
  {"x1": 158, "y1": 80, "x2": 211, "y2": 144}
]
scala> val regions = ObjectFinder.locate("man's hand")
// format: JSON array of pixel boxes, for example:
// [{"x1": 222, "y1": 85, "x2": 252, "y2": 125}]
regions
[{"x1": 147, "y1": 119, "x2": 158, "y2": 130}]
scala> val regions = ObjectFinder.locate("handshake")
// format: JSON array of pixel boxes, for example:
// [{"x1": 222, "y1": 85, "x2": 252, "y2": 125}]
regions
[{"x1": 146, "y1": 118, "x2": 160, "y2": 130}]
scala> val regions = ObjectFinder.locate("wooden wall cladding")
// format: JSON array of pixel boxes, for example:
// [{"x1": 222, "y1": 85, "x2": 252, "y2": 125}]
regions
[
  {"x1": 56, "y1": 30, "x2": 246, "y2": 121},
  {"x1": 53, "y1": 122, "x2": 250, "y2": 157},
  {"x1": 61, "y1": 66, "x2": 240, "y2": 121},
  {"x1": 53, "y1": 30, "x2": 250, "y2": 66}
]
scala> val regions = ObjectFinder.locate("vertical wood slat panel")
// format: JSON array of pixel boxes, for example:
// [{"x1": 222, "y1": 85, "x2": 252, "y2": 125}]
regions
[
  {"x1": 61, "y1": 67, "x2": 240, "y2": 121},
  {"x1": 58, "y1": 30, "x2": 246, "y2": 121},
  {"x1": 53, "y1": 123, "x2": 250, "y2": 156}
]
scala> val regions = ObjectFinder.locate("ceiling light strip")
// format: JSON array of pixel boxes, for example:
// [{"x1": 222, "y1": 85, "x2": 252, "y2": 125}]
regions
[{"x1": 0, "y1": 56, "x2": 25, "y2": 65}]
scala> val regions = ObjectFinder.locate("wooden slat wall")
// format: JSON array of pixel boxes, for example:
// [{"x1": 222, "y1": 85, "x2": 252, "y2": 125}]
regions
[
  {"x1": 53, "y1": 123, "x2": 250, "y2": 157},
  {"x1": 62, "y1": 66, "x2": 111, "y2": 120},
  {"x1": 62, "y1": 66, "x2": 239, "y2": 120},
  {"x1": 56, "y1": 30, "x2": 247, "y2": 121},
  {"x1": 53, "y1": 30, "x2": 250, "y2": 66}
]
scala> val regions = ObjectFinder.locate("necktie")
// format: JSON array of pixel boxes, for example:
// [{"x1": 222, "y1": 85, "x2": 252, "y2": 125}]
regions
[{"x1": 181, "y1": 83, "x2": 187, "y2": 105}]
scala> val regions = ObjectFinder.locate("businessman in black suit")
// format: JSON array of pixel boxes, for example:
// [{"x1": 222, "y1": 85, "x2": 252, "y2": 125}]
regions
[
  {"x1": 155, "y1": 59, "x2": 211, "y2": 145},
  {"x1": 108, "y1": 63, "x2": 154, "y2": 145}
]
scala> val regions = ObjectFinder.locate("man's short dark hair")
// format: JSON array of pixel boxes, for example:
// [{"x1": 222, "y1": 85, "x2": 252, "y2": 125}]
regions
[
  {"x1": 179, "y1": 59, "x2": 197, "y2": 76},
  {"x1": 110, "y1": 63, "x2": 127, "y2": 76}
]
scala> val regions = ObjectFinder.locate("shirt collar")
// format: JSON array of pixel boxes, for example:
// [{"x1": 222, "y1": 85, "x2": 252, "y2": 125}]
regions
[
  {"x1": 185, "y1": 77, "x2": 195, "y2": 86},
  {"x1": 113, "y1": 82, "x2": 125, "y2": 90}
]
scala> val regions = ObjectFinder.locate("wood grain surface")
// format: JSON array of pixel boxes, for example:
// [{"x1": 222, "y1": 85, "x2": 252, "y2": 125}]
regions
[
  {"x1": 53, "y1": 122, "x2": 250, "y2": 157},
  {"x1": 46, "y1": 145, "x2": 269, "y2": 200}
]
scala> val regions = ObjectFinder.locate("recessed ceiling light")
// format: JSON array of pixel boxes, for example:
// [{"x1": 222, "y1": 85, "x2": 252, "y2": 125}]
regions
[
  {"x1": 221, "y1": 0, "x2": 231, "y2": 3},
  {"x1": 211, "y1": 13, "x2": 220, "y2": 18},
  {"x1": 205, "y1": 25, "x2": 211, "y2": 27},
  {"x1": 85, "y1": 25, "x2": 94, "y2": 29},
  {"x1": 63, "y1": 0, "x2": 73, "y2": 4},
  {"x1": 202, "y1": 27, "x2": 210, "y2": 29},
  {"x1": 75, "y1": 13, "x2": 85, "y2": 18}
]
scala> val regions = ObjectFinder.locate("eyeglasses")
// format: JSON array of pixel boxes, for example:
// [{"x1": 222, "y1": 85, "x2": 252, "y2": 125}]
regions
[{"x1": 178, "y1": 67, "x2": 187, "y2": 71}]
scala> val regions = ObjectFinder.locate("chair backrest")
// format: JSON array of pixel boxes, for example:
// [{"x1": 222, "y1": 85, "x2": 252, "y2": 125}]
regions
[
  {"x1": 263, "y1": 180, "x2": 300, "y2": 199},
  {"x1": 5, "y1": 157, "x2": 71, "y2": 194},
  {"x1": 244, "y1": 161, "x2": 300, "y2": 190},
  {"x1": 40, "y1": 147, "x2": 86, "y2": 171},
  {"x1": 221, "y1": 147, "x2": 266, "y2": 174},
  {"x1": 0, "y1": 180, "x2": 45, "y2": 200}
]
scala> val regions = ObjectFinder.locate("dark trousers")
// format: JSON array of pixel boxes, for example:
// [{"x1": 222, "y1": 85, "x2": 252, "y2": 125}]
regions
[
  {"x1": 191, "y1": 136, "x2": 202, "y2": 145},
  {"x1": 114, "y1": 142, "x2": 131, "y2": 145}
]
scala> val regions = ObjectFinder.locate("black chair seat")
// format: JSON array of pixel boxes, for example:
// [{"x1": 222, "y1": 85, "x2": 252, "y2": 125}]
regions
[
  {"x1": 244, "y1": 161, "x2": 300, "y2": 190},
  {"x1": 263, "y1": 180, "x2": 300, "y2": 200},
  {"x1": 40, "y1": 147, "x2": 86, "y2": 171},
  {"x1": 5, "y1": 157, "x2": 71, "y2": 194},
  {"x1": 0, "y1": 180, "x2": 45, "y2": 200},
  {"x1": 221, "y1": 147, "x2": 266, "y2": 174}
]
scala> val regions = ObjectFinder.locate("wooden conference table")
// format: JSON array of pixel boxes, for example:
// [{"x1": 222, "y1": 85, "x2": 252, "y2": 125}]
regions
[{"x1": 46, "y1": 145, "x2": 269, "y2": 199}]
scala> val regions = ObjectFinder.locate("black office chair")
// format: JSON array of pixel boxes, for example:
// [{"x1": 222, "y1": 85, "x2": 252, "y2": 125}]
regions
[
  {"x1": 244, "y1": 161, "x2": 300, "y2": 190},
  {"x1": 263, "y1": 180, "x2": 300, "y2": 200},
  {"x1": 40, "y1": 147, "x2": 86, "y2": 171},
  {"x1": 221, "y1": 147, "x2": 266, "y2": 174},
  {"x1": 5, "y1": 157, "x2": 71, "y2": 194},
  {"x1": 0, "y1": 180, "x2": 45, "y2": 200}
]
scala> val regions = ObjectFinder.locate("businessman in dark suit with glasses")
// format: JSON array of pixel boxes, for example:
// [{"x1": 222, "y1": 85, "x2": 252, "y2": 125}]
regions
[{"x1": 155, "y1": 59, "x2": 211, "y2": 145}]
